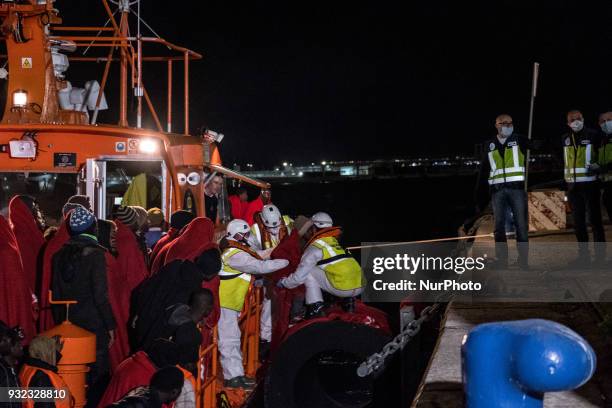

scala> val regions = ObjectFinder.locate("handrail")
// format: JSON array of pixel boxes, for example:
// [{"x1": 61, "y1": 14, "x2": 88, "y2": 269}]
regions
[
  {"x1": 239, "y1": 287, "x2": 262, "y2": 378},
  {"x1": 197, "y1": 326, "x2": 218, "y2": 408}
]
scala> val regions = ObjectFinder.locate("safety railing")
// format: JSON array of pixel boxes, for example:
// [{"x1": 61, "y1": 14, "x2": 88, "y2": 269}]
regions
[
  {"x1": 240, "y1": 286, "x2": 262, "y2": 378},
  {"x1": 196, "y1": 326, "x2": 218, "y2": 408}
]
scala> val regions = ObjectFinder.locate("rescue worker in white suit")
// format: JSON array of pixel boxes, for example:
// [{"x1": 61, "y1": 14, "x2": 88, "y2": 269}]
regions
[
  {"x1": 219, "y1": 219, "x2": 289, "y2": 389},
  {"x1": 277, "y1": 212, "x2": 364, "y2": 319},
  {"x1": 248, "y1": 204, "x2": 293, "y2": 347}
]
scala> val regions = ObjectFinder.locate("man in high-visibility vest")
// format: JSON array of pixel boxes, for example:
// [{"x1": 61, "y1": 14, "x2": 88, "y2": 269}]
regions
[
  {"x1": 598, "y1": 111, "x2": 612, "y2": 223},
  {"x1": 249, "y1": 204, "x2": 293, "y2": 348},
  {"x1": 219, "y1": 219, "x2": 289, "y2": 389},
  {"x1": 277, "y1": 212, "x2": 364, "y2": 319},
  {"x1": 563, "y1": 110, "x2": 606, "y2": 264},
  {"x1": 475, "y1": 114, "x2": 531, "y2": 269}
]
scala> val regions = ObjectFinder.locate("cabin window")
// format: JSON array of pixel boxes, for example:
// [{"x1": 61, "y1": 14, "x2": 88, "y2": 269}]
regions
[{"x1": 0, "y1": 172, "x2": 77, "y2": 226}]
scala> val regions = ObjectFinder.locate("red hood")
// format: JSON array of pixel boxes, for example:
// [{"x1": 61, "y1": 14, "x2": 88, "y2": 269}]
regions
[
  {"x1": 8, "y1": 196, "x2": 45, "y2": 293},
  {"x1": 164, "y1": 217, "x2": 216, "y2": 264},
  {"x1": 150, "y1": 228, "x2": 178, "y2": 262},
  {"x1": 39, "y1": 218, "x2": 70, "y2": 332},
  {"x1": 243, "y1": 196, "x2": 264, "y2": 225},
  {"x1": 98, "y1": 351, "x2": 156, "y2": 408},
  {"x1": 115, "y1": 220, "x2": 149, "y2": 292},
  {"x1": 0, "y1": 215, "x2": 36, "y2": 344}
]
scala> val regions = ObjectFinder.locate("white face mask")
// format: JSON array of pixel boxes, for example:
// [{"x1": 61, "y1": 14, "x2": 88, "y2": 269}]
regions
[
  {"x1": 500, "y1": 126, "x2": 513, "y2": 138},
  {"x1": 601, "y1": 120, "x2": 612, "y2": 135},
  {"x1": 569, "y1": 120, "x2": 584, "y2": 132},
  {"x1": 267, "y1": 226, "x2": 281, "y2": 235}
]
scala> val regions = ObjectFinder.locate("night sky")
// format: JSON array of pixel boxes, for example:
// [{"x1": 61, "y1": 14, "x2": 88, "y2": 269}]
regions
[{"x1": 59, "y1": 0, "x2": 612, "y2": 166}]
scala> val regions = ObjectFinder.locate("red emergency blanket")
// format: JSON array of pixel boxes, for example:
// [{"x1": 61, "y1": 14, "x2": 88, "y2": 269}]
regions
[
  {"x1": 163, "y1": 217, "x2": 215, "y2": 264},
  {"x1": 8, "y1": 197, "x2": 44, "y2": 295},
  {"x1": 106, "y1": 252, "x2": 131, "y2": 373},
  {"x1": 98, "y1": 351, "x2": 156, "y2": 407},
  {"x1": 115, "y1": 220, "x2": 149, "y2": 293},
  {"x1": 0, "y1": 215, "x2": 36, "y2": 344},
  {"x1": 163, "y1": 217, "x2": 219, "y2": 326}
]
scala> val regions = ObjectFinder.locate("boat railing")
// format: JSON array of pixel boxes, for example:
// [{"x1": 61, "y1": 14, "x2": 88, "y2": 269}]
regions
[{"x1": 196, "y1": 286, "x2": 262, "y2": 408}]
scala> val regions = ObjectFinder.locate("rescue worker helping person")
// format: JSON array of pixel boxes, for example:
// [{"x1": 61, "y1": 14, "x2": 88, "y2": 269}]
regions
[
  {"x1": 218, "y1": 219, "x2": 289, "y2": 389},
  {"x1": 277, "y1": 212, "x2": 365, "y2": 319},
  {"x1": 249, "y1": 204, "x2": 293, "y2": 348}
]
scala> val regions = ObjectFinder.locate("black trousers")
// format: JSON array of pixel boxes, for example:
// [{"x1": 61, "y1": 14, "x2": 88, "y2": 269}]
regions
[{"x1": 567, "y1": 182, "x2": 606, "y2": 248}]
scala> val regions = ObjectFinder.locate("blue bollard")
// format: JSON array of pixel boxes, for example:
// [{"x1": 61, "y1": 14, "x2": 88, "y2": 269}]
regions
[{"x1": 462, "y1": 319, "x2": 596, "y2": 408}]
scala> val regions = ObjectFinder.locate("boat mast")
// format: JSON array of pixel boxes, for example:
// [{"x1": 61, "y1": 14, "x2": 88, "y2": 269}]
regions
[{"x1": 118, "y1": 0, "x2": 129, "y2": 127}]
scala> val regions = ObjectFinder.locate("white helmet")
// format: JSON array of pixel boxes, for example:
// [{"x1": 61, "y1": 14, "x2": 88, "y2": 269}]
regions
[
  {"x1": 226, "y1": 219, "x2": 250, "y2": 239},
  {"x1": 311, "y1": 212, "x2": 333, "y2": 228},
  {"x1": 261, "y1": 204, "x2": 282, "y2": 228}
]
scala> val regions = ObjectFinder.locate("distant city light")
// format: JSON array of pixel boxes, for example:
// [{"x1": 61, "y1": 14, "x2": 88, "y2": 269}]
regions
[
  {"x1": 321, "y1": 161, "x2": 327, "y2": 165},
  {"x1": 283, "y1": 162, "x2": 288, "y2": 166}
]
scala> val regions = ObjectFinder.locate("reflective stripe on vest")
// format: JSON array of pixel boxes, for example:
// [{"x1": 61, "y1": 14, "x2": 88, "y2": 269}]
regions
[
  {"x1": 487, "y1": 144, "x2": 525, "y2": 185},
  {"x1": 19, "y1": 365, "x2": 73, "y2": 408},
  {"x1": 564, "y1": 138, "x2": 596, "y2": 183},
  {"x1": 311, "y1": 237, "x2": 363, "y2": 291},
  {"x1": 219, "y1": 248, "x2": 252, "y2": 311},
  {"x1": 599, "y1": 142, "x2": 612, "y2": 182}
]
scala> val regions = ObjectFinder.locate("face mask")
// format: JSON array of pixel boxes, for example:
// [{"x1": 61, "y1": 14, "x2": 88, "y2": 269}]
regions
[
  {"x1": 569, "y1": 120, "x2": 584, "y2": 132},
  {"x1": 500, "y1": 126, "x2": 513, "y2": 138},
  {"x1": 601, "y1": 120, "x2": 612, "y2": 135},
  {"x1": 267, "y1": 226, "x2": 280, "y2": 235}
]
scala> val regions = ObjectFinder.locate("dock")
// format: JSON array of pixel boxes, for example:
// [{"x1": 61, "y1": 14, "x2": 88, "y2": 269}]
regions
[{"x1": 412, "y1": 227, "x2": 612, "y2": 407}]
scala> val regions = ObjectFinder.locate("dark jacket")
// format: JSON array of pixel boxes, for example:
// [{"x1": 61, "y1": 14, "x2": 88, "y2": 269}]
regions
[
  {"x1": 163, "y1": 304, "x2": 202, "y2": 365},
  {"x1": 106, "y1": 386, "x2": 161, "y2": 408},
  {"x1": 130, "y1": 260, "x2": 205, "y2": 351},
  {"x1": 0, "y1": 358, "x2": 20, "y2": 408},
  {"x1": 51, "y1": 235, "x2": 116, "y2": 333}
]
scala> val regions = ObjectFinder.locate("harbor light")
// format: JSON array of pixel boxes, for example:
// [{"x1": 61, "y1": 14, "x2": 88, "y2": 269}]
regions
[
  {"x1": 138, "y1": 138, "x2": 159, "y2": 154},
  {"x1": 12, "y1": 89, "x2": 28, "y2": 108}
]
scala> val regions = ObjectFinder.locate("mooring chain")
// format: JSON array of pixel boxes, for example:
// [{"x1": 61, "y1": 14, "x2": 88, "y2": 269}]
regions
[{"x1": 356, "y1": 303, "x2": 442, "y2": 377}]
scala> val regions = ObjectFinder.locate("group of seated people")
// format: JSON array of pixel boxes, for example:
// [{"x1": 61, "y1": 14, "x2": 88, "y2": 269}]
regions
[{"x1": 0, "y1": 189, "x2": 365, "y2": 404}]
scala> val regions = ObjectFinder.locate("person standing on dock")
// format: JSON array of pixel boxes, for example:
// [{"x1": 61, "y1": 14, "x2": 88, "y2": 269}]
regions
[
  {"x1": 475, "y1": 114, "x2": 531, "y2": 269},
  {"x1": 562, "y1": 110, "x2": 606, "y2": 264},
  {"x1": 598, "y1": 111, "x2": 612, "y2": 223}
]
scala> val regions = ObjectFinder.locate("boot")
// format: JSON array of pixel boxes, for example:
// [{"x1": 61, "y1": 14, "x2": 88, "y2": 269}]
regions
[
  {"x1": 304, "y1": 301, "x2": 326, "y2": 319},
  {"x1": 340, "y1": 297, "x2": 356, "y2": 313}
]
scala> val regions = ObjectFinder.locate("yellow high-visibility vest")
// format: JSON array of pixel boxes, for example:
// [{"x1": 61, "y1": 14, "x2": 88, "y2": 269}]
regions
[
  {"x1": 487, "y1": 140, "x2": 525, "y2": 185},
  {"x1": 219, "y1": 248, "x2": 252, "y2": 311},
  {"x1": 311, "y1": 236, "x2": 364, "y2": 291},
  {"x1": 564, "y1": 135, "x2": 596, "y2": 183}
]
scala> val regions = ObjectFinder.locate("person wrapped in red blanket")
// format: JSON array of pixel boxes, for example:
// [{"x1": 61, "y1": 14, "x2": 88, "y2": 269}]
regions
[
  {"x1": 149, "y1": 210, "x2": 195, "y2": 271},
  {"x1": 163, "y1": 217, "x2": 220, "y2": 327},
  {"x1": 8, "y1": 196, "x2": 45, "y2": 307},
  {"x1": 0, "y1": 215, "x2": 36, "y2": 344},
  {"x1": 98, "y1": 339, "x2": 180, "y2": 408}
]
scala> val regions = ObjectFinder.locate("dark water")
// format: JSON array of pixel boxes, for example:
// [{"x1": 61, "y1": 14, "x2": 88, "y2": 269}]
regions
[{"x1": 269, "y1": 176, "x2": 477, "y2": 246}]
